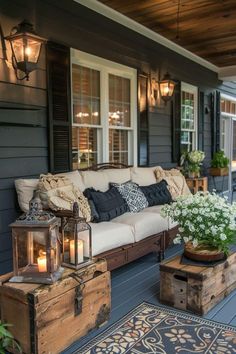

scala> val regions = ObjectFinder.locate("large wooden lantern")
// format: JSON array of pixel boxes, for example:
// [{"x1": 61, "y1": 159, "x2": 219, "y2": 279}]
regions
[
  {"x1": 62, "y1": 202, "x2": 93, "y2": 269},
  {"x1": 10, "y1": 192, "x2": 63, "y2": 284}
]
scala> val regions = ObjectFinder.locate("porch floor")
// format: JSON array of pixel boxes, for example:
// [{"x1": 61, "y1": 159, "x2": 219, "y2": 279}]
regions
[{"x1": 63, "y1": 244, "x2": 236, "y2": 354}]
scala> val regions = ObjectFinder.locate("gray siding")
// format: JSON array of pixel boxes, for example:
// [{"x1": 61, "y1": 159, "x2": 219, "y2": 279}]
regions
[{"x1": 0, "y1": 11, "x2": 47, "y2": 274}]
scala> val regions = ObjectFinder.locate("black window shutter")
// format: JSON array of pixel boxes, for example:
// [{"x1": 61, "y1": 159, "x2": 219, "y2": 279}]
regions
[
  {"x1": 198, "y1": 91, "x2": 205, "y2": 151},
  {"x1": 210, "y1": 90, "x2": 221, "y2": 155},
  {"x1": 171, "y1": 81, "x2": 181, "y2": 163},
  {"x1": 138, "y1": 73, "x2": 149, "y2": 166},
  {"x1": 47, "y1": 41, "x2": 72, "y2": 173}
]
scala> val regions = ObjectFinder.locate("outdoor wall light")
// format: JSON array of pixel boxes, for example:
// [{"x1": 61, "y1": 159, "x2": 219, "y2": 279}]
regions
[
  {"x1": 159, "y1": 72, "x2": 176, "y2": 102},
  {"x1": 4, "y1": 20, "x2": 46, "y2": 81},
  {"x1": 151, "y1": 72, "x2": 176, "y2": 105}
]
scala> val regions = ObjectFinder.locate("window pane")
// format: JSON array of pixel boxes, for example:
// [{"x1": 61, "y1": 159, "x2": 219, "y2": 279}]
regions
[
  {"x1": 72, "y1": 127, "x2": 98, "y2": 169},
  {"x1": 180, "y1": 131, "x2": 193, "y2": 153},
  {"x1": 72, "y1": 64, "x2": 100, "y2": 125},
  {"x1": 109, "y1": 129, "x2": 128, "y2": 164},
  {"x1": 109, "y1": 74, "x2": 131, "y2": 127}
]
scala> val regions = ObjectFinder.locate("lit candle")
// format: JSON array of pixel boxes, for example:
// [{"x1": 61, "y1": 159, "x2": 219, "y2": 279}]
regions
[
  {"x1": 37, "y1": 253, "x2": 47, "y2": 272},
  {"x1": 70, "y1": 239, "x2": 84, "y2": 264}
]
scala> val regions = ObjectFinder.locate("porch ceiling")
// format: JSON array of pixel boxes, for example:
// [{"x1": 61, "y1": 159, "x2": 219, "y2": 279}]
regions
[{"x1": 98, "y1": 0, "x2": 236, "y2": 68}]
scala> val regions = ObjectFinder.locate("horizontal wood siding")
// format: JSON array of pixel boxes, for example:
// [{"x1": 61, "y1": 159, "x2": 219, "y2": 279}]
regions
[{"x1": 0, "y1": 10, "x2": 47, "y2": 275}]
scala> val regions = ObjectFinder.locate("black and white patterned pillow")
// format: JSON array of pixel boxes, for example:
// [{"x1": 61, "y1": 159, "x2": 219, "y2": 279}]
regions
[{"x1": 111, "y1": 181, "x2": 148, "y2": 213}]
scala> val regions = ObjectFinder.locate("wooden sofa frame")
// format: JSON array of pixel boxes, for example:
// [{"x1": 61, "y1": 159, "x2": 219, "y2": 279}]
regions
[{"x1": 76, "y1": 163, "x2": 178, "y2": 271}]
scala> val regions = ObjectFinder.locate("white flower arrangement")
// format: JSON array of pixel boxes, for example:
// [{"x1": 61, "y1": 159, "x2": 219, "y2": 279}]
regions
[
  {"x1": 181, "y1": 150, "x2": 205, "y2": 177},
  {"x1": 161, "y1": 192, "x2": 236, "y2": 255}
]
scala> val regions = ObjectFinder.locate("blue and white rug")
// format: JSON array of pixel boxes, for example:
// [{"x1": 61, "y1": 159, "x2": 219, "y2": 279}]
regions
[{"x1": 78, "y1": 302, "x2": 236, "y2": 353}]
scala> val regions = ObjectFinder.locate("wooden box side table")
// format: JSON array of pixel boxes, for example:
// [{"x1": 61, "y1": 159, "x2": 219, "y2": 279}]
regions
[
  {"x1": 160, "y1": 253, "x2": 236, "y2": 315},
  {"x1": 186, "y1": 176, "x2": 208, "y2": 194},
  {"x1": 0, "y1": 259, "x2": 111, "y2": 354}
]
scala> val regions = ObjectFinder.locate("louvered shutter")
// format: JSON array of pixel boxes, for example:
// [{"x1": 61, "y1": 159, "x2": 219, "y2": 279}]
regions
[
  {"x1": 47, "y1": 42, "x2": 72, "y2": 173},
  {"x1": 138, "y1": 73, "x2": 149, "y2": 166},
  {"x1": 171, "y1": 81, "x2": 181, "y2": 163},
  {"x1": 211, "y1": 90, "x2": 221, "y2": 155},
  {"x1": 198, "y1": 91, "x2": 205, "y2": 151}
]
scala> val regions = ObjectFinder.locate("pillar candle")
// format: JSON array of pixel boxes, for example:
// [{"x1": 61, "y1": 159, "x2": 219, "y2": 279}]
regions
[{"x1": 70, "y1": 239, "x2": 84, "y2": 264}]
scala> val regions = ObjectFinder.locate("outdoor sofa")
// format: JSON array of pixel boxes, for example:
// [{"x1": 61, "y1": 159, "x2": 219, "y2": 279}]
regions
[{"x1": 14, "y1": 165, "x2": 185, "y2": 271}]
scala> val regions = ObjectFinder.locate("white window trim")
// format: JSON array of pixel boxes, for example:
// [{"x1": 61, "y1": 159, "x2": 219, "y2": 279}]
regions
[
  {"x1": 181, "y1": 82, "x2": 198, "y2": 150},
  {"x1": 71, "y1": 49, "x2": 137, "y2": 166}
]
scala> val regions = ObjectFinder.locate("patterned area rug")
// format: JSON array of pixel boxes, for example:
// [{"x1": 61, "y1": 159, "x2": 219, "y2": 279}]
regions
[{"x1": 79, "y1": 302, "x2": 236, "y2": 354}]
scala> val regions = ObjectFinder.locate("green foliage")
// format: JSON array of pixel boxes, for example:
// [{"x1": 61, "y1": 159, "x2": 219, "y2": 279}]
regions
[
  {"x1": 161, "y1": 192, "x2": 236, "y2": 255},
  {"x1": 0, "y1": 321, "x2": 22, "y2": 354},
  {"x1": 211, "y1": 150, "x2": 229, "y2": 168}
]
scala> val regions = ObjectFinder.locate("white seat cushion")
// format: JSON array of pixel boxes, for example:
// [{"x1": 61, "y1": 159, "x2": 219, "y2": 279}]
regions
[
  {"x1": 142, "y1": 205, "x2": 163, "y2": 214},
  {"x1": 90, "y1": 222, "x2": 134, "y2": 256},
  {"x1": 142, "y1": 205, "x2": 178, "y2": 229},
  {"x1": 111, "y1": 212, "x2": 168, "y2": 242}
]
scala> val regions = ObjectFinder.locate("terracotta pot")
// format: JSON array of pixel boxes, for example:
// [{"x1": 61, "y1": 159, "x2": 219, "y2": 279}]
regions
[{"x1": 184, "y1": 242, "x2": 225, "y2": 262}]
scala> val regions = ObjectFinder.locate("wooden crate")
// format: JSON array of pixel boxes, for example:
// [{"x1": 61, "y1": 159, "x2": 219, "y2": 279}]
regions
[
  {"x1": 0, "y1": 259, "x2": 111, "y2": 354},
  {"x1": 160, "y1": 253, "x2": 236, "y2": 315},
  {"x1": 186, "y1": 177, "x2": 208, "y2": 194}
]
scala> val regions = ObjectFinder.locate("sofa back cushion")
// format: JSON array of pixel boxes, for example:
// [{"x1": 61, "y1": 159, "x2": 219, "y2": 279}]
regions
[
  {"x1": 84, "y1": 187, "x2": 128, "y2": 222},
  {"x1": 81, "y1": 168, "x2": 131, "y2": 192},
  {"x1": 130, "y1": 167, "x2": 157, "y2": 186},
  {"x1": 140, "y1": 180, "x2": 172, "y2": 206},
  {"x1": 111, "y1": 181, "x2": 148, "y2": 213},
  {"x1": 15, "y1": 179, "x2": 39, "y2": 212}
]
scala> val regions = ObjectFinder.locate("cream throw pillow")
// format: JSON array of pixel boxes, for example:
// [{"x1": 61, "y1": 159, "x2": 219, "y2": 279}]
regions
[
  {"x1": 154, "y1": 167, "x2": 191, "y2": 200},
  {"x1": 38, "y1": 174, "x2": 91, "y2": 221}
]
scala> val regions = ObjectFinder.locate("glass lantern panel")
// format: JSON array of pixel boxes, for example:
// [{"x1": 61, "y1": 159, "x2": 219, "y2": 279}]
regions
[
  {"x1": 11, "y1": 37, "x2": 24, "y2": 62},
  {"x1": 24, "y1": 37, "x2": 41, "y2": 63},
  {"x1": 16, "y1": 230, "x2": 47, "y2": 274},
  {"x1": 50, "y1": 227, "x2": 60, "y2": 272}
]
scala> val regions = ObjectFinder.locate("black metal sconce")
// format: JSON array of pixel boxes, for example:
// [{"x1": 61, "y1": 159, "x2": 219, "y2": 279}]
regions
[
  {"x1": 4, "y1": 20, "x2": 46, "y2": 81},
  {"x1": 159, "y1": 72, "x2": 176, "y2": 102},
  {"x1": 151, "y1": 72, "x2": 176, "y2": 105}
]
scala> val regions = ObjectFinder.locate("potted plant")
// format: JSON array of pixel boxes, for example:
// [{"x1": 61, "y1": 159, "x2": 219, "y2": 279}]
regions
[
  {"x1": 161, "y1": 192, "x2": 236, "y2": 262},
  {"x1": 0, "y1": 321, "x2": 22, "y2": 354},
  {"x1": 210, "y1": 150, "x2": 229, "y2": 176},
  {"x1": 180, "y1": 150, "x2": 205, "y2": 178}
]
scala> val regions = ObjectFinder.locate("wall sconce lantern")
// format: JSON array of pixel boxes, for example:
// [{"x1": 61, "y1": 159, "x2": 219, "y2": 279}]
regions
[
  {"x1": 5, "y1": 20, "x2": 46, "y2": 81},
  {"x1": 9, "y1": 192, "x2": 63, "y2": 284},
  {"x1": 62, "y1": 202, "x2": 93, "y2": 270},
  {"x1": 159, "y1": 72, "x2": 176, "y2": 102}
]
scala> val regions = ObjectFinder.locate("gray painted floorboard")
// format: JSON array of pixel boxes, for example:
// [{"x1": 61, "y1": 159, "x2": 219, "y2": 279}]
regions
[{"x1": 63, "y1": 244, "x2": 236, "y2": 354}]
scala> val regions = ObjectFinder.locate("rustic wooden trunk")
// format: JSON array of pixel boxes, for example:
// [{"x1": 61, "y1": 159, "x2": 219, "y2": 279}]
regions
[
  {"x1": 0, "y1": 259, "x2": 111, "y2": 354},
  {"x1": 160, "y1": 253, "x2": 236, "y2": 315}
]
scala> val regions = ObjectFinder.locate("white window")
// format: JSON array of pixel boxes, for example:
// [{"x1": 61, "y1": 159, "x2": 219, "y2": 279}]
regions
[
  {"x1": 180, "y1": 82, "x2": 198, "y2": 153},
  {"x1": 220, "y1": 96, "x2": 236, "y2": 171},
  {"x1": 71, "y1": 49, "x2": 137, "y2": 169}
]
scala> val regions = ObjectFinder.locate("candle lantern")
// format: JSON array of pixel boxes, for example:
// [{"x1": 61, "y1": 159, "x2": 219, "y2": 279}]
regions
[
  {"x1": 10, "y1": 192, "x2": 63, "y2": 284},
  {"x1": 62, "y1": 202, "x2": 93, "y2": 269}
]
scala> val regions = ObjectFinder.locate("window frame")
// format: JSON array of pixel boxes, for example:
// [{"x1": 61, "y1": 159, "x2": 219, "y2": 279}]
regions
[
  {"x1": 71, "y1": 48, "x2": 137, "y2": 167},
  {"x1": 180, "y1": 82, "x2": 198, "y2": 152}
]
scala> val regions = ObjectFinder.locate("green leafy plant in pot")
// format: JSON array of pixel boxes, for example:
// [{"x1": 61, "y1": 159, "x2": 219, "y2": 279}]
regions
[
  {"x1": 161, "y1": 192, "x2": 236, "y2": 262},
  {"x1": 0, "y1": 321, "x2": 22, "y2": 354},
  {"x1": 210, "y1": 150, "x2": 229, "y2": 176}
]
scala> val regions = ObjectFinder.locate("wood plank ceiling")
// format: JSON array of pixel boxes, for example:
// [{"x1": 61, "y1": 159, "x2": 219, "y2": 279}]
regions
[{"x1": 98, "y1": 0, "x2": 236, "y2": 67}]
